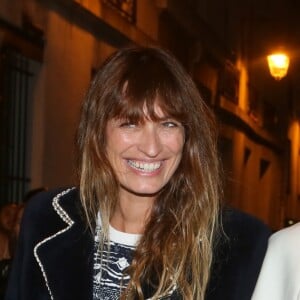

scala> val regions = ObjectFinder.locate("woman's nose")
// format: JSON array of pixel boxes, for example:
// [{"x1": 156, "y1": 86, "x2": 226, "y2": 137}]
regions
[{"x1": 137, "y1": 125, "x2": 162, "y2": 157}]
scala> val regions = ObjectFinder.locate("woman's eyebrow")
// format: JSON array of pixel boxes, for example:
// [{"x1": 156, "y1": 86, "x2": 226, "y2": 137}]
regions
[{"x1": 156, "y1": 116, "x2": 178, "y2": 121}]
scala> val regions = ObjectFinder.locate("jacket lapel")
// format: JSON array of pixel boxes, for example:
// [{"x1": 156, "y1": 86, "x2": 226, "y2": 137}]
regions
[
  {"x1": 33, "y1": 188, "x2": 182, "y2": 300},
  {"x1": 34, "y1": 188, "x2": 94, "y2": 300}
]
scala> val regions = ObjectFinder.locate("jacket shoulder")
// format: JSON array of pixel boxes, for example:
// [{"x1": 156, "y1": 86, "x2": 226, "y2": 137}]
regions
[
  {"x1": 206, "y1": 207, "x2": 271, "y2": 300},
  {"x1": 21, "y1": 187, "x2": 80, "y2": 237},
  {"x1": 222, "y1": 207, "x2": 271, "y2": 242},
  {"x1": 268, "y1": 222, "x2": 300, "y2": 256}
]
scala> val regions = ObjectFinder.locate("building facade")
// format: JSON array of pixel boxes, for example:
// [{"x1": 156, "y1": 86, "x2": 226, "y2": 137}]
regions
[{"x1": 0, "y1": 0, "x2": 299, "y2": 230}]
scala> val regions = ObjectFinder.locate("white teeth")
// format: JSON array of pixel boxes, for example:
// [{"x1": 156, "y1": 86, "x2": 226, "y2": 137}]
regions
[{"x1": 128, "y1": 160, "x2": 161, "y2": 172}]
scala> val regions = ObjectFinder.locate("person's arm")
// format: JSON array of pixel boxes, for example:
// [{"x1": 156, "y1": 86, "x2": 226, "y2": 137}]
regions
[
  {"x1": 206, "y1": 207, "x2": 271, "y2": 300},
  {"x1": 5, "y1": 189, "x2": 59, "y2": 300},
  {"x1": 5, "y1": 200, "x2": 33, "y2": 299},
  {"x1": 252, "y1": 223, "x2": 300, "y2": 300}
]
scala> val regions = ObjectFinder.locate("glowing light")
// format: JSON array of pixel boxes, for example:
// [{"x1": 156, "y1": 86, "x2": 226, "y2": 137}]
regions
[{"x1": 267, "y1": 53, "x2": 290, "y2": 80}]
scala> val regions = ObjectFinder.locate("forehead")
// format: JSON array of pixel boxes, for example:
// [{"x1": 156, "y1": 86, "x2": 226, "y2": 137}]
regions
[{"x1": 109, "y1": 96, "x2": 175, "y2": 122}]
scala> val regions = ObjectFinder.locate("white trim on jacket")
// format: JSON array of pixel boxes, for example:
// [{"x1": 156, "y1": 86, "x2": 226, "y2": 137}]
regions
[{"x1": 33, "y1": 188, "x2": 75, "y2": 300}]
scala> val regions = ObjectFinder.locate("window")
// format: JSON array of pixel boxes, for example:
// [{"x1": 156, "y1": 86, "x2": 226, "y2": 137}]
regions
[{"x1": 0, "y1": 47, "x2": 40, "y2": 203}]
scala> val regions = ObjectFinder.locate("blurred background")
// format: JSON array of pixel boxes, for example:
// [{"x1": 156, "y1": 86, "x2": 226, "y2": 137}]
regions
[{"x1": 0, "y1": 0, "x2": 299, "y2": 231}]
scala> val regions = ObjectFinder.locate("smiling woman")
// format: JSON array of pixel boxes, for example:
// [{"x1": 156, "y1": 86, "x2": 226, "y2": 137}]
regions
[
  {"x1": 5, "y1": 46, "x2": 222, "y2": 300},
  {"x1": 77, "y1": 46, "x2": 221, "y2": 299},
  {"x1": 106, "y1": 107, "x2": 185, "y2": 202}
]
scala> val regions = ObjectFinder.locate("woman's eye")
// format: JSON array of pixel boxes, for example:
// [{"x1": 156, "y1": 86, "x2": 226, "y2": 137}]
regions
[
  {"x1": 161, "y1": 121, "x2": 179, "y2": 128},
  {"x1": 119, "y1": 122, "x2": 137, "y2": 128}
]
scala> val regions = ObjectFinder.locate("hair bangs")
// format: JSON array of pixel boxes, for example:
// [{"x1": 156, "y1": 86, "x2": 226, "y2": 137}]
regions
[{"x1": 109, "y1": 66, "x2": 189, "y2": 124}]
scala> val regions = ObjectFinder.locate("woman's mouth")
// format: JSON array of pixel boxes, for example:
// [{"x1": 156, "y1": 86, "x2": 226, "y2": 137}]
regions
[{"x1": 127, "y1": 160, "x2": 162, "y2": 172}]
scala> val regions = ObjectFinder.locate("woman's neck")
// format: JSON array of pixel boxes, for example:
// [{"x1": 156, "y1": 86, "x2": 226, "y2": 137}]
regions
[{"x1": 110, "y1": 191, "x2": 154, "y2": 234}]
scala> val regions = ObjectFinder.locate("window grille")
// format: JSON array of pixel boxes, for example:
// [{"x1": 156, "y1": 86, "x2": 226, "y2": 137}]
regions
[{"x1": 0, "y1": 48, "x2": 39, "y2": 204}]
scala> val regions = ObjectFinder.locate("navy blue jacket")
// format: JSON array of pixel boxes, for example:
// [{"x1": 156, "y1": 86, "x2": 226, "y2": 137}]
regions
[
  {"x1": 5, "y1": 188, "x2": 270, "y2": 300},
  {"x1": 205, "y1": 207, "x2": 271, "y2": 300}
]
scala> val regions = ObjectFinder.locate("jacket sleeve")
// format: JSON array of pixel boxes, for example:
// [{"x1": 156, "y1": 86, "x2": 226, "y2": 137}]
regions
[
  {"x1": 251, "y1": 222, "x2": 300, "y2": 300},
  {"x1": 5, "y1": 189, "x2": 65, "y2": 300},
  {"x1": 4, "y1": 213, "x2": 26, "y2": 300},
  {"x1": 205, "y1": 207, "x2": 271, "y2": 300}
]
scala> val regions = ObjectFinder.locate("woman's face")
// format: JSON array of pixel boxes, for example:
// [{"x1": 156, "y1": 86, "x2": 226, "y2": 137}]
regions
[
  {"x1": 0, "y1": 204, "x2": 18, "y2": 232},
  {"x1": 106, "y1": 103, "x2": 185, "y2": 200}
]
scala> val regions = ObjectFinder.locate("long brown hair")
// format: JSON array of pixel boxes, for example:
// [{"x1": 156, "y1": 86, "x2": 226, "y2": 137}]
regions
[{"x1": 77, "y1": 46, "x2": 221, "y2": 299}]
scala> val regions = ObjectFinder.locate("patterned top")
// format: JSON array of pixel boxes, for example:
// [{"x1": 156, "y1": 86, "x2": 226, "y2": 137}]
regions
[
  {"x1": 93, "y1": 216, "x2": 176, "y2": 299},
  {"x1": 93, "y1": 219, "x2": 141, "y2": 300}
]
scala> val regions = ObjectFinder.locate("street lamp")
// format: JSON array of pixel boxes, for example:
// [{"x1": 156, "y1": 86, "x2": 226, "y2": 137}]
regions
[{"x1": 267, "y1": 52, "x2": 290, "y2": 80}]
